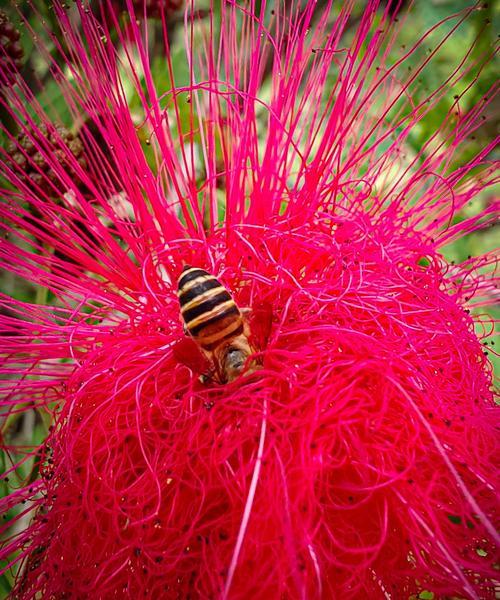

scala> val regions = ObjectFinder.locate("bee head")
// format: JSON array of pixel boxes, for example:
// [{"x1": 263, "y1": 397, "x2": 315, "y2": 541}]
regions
[{"x1": 221, "y1": 338, "x2": 253, "y2": 383}]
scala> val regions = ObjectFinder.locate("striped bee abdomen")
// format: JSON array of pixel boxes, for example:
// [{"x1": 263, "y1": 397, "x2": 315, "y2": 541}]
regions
[{"x1": 178, "y1": 266, "x2": 243, "y2": 350}]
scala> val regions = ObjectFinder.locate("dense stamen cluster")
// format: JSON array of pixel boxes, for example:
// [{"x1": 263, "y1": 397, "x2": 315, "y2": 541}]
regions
[{"x1": 9, "y1": 221, "x2": 498, "y2": 599}]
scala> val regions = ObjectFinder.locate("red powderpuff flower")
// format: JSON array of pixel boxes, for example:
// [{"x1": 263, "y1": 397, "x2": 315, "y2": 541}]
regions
[{"x1": 0, "y1": 1, "x2": 498, "y2": 598}]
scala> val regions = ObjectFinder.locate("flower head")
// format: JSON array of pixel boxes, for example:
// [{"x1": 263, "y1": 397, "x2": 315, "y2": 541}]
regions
[{"x1": 0, "y1": 1, "x2": 498, "y2": 598}]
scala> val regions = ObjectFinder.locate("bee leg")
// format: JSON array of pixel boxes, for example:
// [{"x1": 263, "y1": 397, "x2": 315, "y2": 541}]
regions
[
  {"x1": 244, "y1": 360, "x2": 263, "y2": 377},
  {"x1": 198, "y1": 358, "x2": 220, "y2": 385}
]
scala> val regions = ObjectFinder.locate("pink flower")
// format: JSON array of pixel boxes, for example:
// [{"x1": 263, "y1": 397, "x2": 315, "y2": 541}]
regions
[{"x1": 0, "y1": 1, "x2": 498, "y2": 598}]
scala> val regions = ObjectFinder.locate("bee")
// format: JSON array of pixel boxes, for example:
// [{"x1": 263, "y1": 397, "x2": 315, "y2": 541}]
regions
[{"x1": 177, "y1": 266, "x2": 259, "y2": 384}]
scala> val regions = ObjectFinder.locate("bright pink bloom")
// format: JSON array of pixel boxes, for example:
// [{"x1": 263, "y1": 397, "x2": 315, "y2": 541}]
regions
[{"x1": 0, "y1": 1, "x2": 498, "y2": 598}]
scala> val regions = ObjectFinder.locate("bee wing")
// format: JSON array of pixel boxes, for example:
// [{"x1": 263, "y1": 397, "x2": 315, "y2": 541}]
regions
[{"x1": 172, "y1": 337, "x2": 212, "y2": 374}]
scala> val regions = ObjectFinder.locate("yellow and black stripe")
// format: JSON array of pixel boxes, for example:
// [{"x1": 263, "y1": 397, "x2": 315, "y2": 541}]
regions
[{"x1": 177, "y1": 266, "x2": 243, "y2": 351}]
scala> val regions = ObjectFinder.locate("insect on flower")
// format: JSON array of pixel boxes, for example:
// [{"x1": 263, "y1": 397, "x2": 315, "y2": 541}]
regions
[{"x1": 177, "y1": 266, "x2": 261, "y2": 384}]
